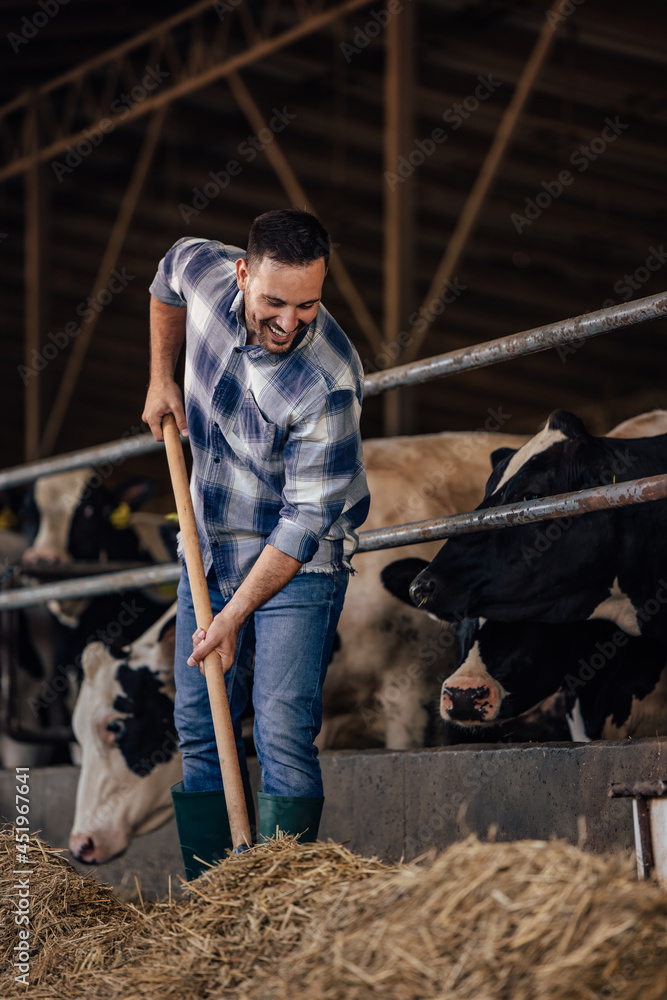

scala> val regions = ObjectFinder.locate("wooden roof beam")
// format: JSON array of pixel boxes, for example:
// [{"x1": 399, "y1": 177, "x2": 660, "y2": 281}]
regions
[
  {"x1": 0, "y1": 0, "x2": 373, "y2": 184},
  {"x1": 39, "y1": 106, "x2": 168, "y2": 457},
  {"x1": 401, "y1": 0, "x2": 574, "y2": 366}
]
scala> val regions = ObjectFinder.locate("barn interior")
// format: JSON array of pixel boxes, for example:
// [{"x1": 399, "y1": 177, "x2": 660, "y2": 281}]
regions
[
  {"x1": 1, "y1": 0, "x2": 666, "y2": 501},
  {"x1": 2, "y1": 0, "x2": 667, "y2": 914}
]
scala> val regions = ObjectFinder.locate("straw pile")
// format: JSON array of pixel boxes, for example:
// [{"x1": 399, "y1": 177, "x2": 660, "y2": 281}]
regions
[{"x1": 2, "y1": 825, "x2": 667, "y2": 1000}]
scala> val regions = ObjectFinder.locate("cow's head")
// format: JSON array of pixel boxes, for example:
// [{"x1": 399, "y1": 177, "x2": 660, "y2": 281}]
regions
[
  {"x1": 381, "y1": 559, "x2": 565, "y2": 727},
  {"x1": 22, "y1": 470, "x2": 155, "y2": 566},
  {"x1": 408, "y1": 410, "x2": 621, "y2": 624},
  {"x1": 69, "y1": 604, "x2": 181, "y2": 865},
  {"x1": 440, "y1": 618, "x2": 585, "y2": 728},
  {"x1": 21, "y1": 471, "x2": 178, "y2": 628}
]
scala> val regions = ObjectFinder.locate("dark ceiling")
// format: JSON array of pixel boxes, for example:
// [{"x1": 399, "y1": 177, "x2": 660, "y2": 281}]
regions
[{"x1": 1, "y1": 0, "x2": 666, "y2": 503}]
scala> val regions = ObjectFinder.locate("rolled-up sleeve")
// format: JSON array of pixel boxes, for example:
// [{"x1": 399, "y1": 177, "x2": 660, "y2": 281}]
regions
[
  {"x1": 267, "y1": 385, "x2": 369, "y2": 563},
  {"x1": 148, "y1": 237, "x2": 208, "y2": 307}
]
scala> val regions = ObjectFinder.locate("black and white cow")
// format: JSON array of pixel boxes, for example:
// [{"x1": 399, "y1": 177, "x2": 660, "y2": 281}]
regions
[
  {"x1": 382, "y1": 556, "x2": 667, "y2": 741},
  {"x1": 382, "y1": 411, "x2": 667, "y2": 740},
  {"x1": 1, "y1": 469, "x2": 178, "y2": 768},
  {"x1": 21, "y1": 468, "x2": 177, "y2": 627},
  {"x1": 447, "y1": 616, "x2": 667, "y2": 741},
  {"x1": 409, "y1": 409, "x2": 667, "y2": 644},
  {"x1": 69, "y1": 604, "x2": 181, "y2": 865}
]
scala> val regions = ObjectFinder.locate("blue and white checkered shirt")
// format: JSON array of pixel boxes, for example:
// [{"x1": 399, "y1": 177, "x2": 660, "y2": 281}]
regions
[{"x1": 149, "y1": 237, "x2": 370, "y2": 597}]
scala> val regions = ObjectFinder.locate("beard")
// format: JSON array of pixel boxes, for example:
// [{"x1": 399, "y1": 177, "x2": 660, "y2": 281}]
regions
[{"x1": 245, "y1": 311, "x2": 306, "y2": 355}]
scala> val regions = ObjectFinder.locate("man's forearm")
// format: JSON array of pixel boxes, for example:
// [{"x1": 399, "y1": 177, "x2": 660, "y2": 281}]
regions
[
  {"x1": 149, "y1": 296, "x2": 186, "y2": 383},
  {"x1": 142, "y1": 297, "x2": 189, "y2": 440},
  {"x1": 187, "y1": 544, "x2": 303, "y2": 670},
  {"x1": 224, "y1": 544, "x2": 303, "y2": 626}
]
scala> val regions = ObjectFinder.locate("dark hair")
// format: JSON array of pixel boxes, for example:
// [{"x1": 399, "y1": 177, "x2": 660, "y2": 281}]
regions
[{"x1": 246, "y1": 209, "x2": 331, "y2": 271}]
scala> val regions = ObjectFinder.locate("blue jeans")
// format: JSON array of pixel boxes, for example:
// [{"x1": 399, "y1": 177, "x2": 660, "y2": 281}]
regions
[{"x1": 174, "y1": 564, "x2": 348, "y2": 796}]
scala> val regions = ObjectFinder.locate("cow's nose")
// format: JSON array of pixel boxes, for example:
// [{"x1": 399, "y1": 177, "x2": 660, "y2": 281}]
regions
[
  {"x1": 22, "y1": 547, "x2": 68, "y2": 565},
  {"x1": 69, "y1": 835, "x2": 97, "y2": 864},
  {"x1": 441, "y1": 681, "x2": 497, "y2": 722},
  {"x1": 409, "y1": 571, "x2": 435, "y2": 608}
]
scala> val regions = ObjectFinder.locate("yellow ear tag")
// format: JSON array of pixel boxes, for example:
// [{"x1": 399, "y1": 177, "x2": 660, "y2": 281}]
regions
[
  {"x1": 109, "y1": 501, "x2": 133, "y2": 530},
  {"x1": 164, "y1": 512, "x2": 180, "y2": 524},
  {"x1": 0, "y1": 505, "x2": 19, "y2": 531}
]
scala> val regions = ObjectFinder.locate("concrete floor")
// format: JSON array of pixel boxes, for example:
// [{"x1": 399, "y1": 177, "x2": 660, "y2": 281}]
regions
[{"x1": 2, "y1": 739, "x2": 663, "y2": 899}]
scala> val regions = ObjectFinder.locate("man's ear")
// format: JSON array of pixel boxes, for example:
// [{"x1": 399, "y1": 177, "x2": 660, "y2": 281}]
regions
[{"x1": 236, "y1": 257, "x2": 249, "y2": 290}]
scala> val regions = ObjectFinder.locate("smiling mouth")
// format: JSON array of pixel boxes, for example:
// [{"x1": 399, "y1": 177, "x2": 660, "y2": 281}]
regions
[{"x1": 263, "y1": 322, "x2": 294, "y2": 342}]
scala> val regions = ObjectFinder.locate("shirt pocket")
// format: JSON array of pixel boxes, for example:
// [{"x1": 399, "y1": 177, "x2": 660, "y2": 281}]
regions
[{"x1": 229, "y1": 391, "x2": 280, "y2": 467}]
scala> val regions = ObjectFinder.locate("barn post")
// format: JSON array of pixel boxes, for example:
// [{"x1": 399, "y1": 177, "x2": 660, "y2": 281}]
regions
[
  {"x1": 226, "y1": 71, "x2": 384, "y2": 359},
  {"x1": 382, "y1": 0, "x2": 415, "y2": 437},
  {"x1": 401, "y1": 0, "x2": 573, "y2": 366},
  {"x1": 39, "y1": 106, "x2": 169, "y2": 458},
  {"x1": 23, "y1": 94, "x2": 48, "y2": 462}
]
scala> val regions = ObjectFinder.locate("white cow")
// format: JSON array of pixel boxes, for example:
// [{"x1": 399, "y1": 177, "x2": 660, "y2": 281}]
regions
[{"x1": 69, "y1": 605, "x2": 181, "y2": 864}]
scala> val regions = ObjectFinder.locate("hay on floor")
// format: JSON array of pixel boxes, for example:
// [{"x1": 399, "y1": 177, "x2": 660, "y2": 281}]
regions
[{"x1": 2, "y1": 825, "x2": 667, "y2": 1000}]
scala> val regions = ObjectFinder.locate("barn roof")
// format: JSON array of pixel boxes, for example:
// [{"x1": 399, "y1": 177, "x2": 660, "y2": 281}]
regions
[{"x1": 1, "y1": 0, "x2": 665, "y2": 495}]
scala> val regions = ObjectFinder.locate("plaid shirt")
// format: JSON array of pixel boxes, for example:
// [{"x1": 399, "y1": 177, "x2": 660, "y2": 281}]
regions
[{"x1": 149, "y1": 237, "x2": 370, "y2": 597}]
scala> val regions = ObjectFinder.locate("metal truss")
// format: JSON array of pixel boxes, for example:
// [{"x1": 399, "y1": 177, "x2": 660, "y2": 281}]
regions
[{"x1": 0, "y1": 0, "x2": 372, "y2": 184}]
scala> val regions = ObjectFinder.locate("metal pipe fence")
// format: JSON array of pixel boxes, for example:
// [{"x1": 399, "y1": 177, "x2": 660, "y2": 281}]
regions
[
  {"x1": 3, "y1": 472, "x2": 667, "y2": 610},
  {"x1": 363, "y1": 289, "x2": 667, "y2": 396},
  {"x1": 1, "y1": 290, "x2": 666, "y2": 609},
  {"x1": 2, "y1": 290, "x2": 666, "y2": 490}
]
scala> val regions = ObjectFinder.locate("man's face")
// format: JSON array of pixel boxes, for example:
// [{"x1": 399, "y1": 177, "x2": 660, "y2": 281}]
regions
[{"x1": 236, "y1": 255, "x2": 325, "y2": 354}]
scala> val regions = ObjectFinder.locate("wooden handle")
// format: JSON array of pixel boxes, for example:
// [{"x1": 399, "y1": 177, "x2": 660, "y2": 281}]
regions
[{"x1": 162, "y1": 414, "x2": 251, "y2": 851}]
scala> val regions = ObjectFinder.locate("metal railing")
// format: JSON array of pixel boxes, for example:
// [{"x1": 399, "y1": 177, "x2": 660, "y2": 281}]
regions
[
  {"x1": 1, "y1": 288, "x2": 666, "y2": 609},
  {"x1": 3, "y1": 473, "x2": 667, "y2": 611},
  {"x1": 2, "y1": 290, "x2": 666, "y2": 491},
  {"x1": 363, "y1": 289, "x2": 667, "y2": 396}
]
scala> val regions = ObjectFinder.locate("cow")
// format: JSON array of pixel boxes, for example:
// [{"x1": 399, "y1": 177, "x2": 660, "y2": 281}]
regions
[
  {"x1": 444, "y1": 616, "x2": 667, "y2": 741},
  {"x1": 408, "y1": 409, "x2": 667, "y2": 644},
  {"x1": 317, "y1": 427, "x2": 530, "y2": 749},
  {"x1": 1, "y1": 470, "x2": 179, "y2": 769},
  {"x1": 381, "y1": 412, "x2": 667, "y2": 738},
  {"x1": 21, "y1": 468, "x2": 177, "y2": 629},
  {"x1": 386, "y1": 409, "x2": 667, "y2": 741},
  {"x1": 69, "y1": 604, "x2": 181, "y2": 865},
  {"x1": 380, "y1": 560, "x2": 667, "y2": 741}
]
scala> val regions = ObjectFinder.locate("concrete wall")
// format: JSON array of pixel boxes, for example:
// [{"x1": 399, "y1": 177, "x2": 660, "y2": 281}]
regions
[{"x1": 2, "y1": 738, "x2": 663, "y2": 900}]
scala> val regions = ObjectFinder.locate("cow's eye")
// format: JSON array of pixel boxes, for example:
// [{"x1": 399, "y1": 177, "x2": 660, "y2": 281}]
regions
[
  {"x1": 522, "y1": 493, "x2": 541, "y2": 502},
  {"x1": 106, "y1": 719, "x2": 126, "y2": 740}
]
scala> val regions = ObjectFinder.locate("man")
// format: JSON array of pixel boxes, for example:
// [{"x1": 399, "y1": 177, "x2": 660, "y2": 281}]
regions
[{"x1": 142, "y1": 209, "x2": 370, "y2": 879}]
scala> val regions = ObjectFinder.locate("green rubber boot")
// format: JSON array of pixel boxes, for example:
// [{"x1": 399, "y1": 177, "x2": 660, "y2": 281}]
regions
[
  {"x1": 171, "y1": 778, "x2": 257, "y2": 881},
  {"x1": 257, "y1": 792, "x2": 324, "y2": 844}
]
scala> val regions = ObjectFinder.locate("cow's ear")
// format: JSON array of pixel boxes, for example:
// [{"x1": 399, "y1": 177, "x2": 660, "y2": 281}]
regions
[
  {"x1": 112, "y1": 477, "x2": 154, "y2": 511},
  {"x1": 547, "y1": 410, "x2": 590, "y2": 439},
  {"x1": 381, "y1": 558, "x2": 429, "y2": 606},
  {"x1": 490, "y1": 446, "x2": 517, "y2": 470}
]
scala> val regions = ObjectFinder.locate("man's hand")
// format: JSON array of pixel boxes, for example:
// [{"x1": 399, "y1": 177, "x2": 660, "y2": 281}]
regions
[
  {"x1": 188, "y1": 607, "x2": 241, "y2": 676},
  {"x1": 186, "y1": 546, "x2": 303, "y2": 675},
  {"x1": 142, "y1": 379, "x2": 188, "y2": 442}
]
